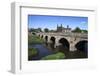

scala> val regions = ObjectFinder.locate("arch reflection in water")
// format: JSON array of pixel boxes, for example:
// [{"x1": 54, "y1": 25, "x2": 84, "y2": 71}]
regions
[
  {"x1": 45, "y1": 36, "x2": 48, "y2": 46},
  {"x1": 50, "y1": 37, "x2": 56, "y2": 49},
  {"x1": 75, "y1": 40, "x2": 88, "y2": 52},
  {"x1": 59, "y1": 38, "x2": 70, "y2": 51},
  {"x1": 41, "y1": 35, "x2": 43, "y2": 38}
]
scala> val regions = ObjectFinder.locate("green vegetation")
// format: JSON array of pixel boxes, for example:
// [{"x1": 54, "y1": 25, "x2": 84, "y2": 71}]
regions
[
  {"x1": 72, "y1": 27, "x2": 82, "y2": 33},
  {"x1": 81, "y1": 30, "x2": 88, "y2": 33},
  {"x1": 28, "y1": 48, "x2": 38, "y2": 56},
  {"x1": 41, "y1": 52, "x2": 66, "y2": 60},
  {"x1": 72, "y1": 27, "x2": 88, "y2": 33},
  {"x1": 28, "y1": 35, "x2": 44, "y2": 44},
  {"x1": 29, "y1": 28, "x2": 42, "y2": 33},
  {"x1": 44, "y1": 28, "x2": 49, "y2": 32}
]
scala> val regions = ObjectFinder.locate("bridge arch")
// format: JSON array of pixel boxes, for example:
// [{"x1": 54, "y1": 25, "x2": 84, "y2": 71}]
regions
[
  {"x1": 45, "y1": 36, "x2": 48, "y2": 42},
  {"x1": 41, "y1": 35, "x2": 43, "y2": 38},
  {"x1": 49, "y1": 36, "x2": 56, "y2": 48},
  {"x1": 75, "y1": 40, "x2": 88, "y2": 52},
  {"x1": 38, "y1": 34, "x2": 40, "y2": 37},
  {"x1": 59, "y1": 38, "x2": 70, "y2": 50},
  {"x1": 32, "y1": 32, "x2": 36, "y2": 35},
  {"x1": 50, "y1": 36, "x2": 56, "y2": 44}
]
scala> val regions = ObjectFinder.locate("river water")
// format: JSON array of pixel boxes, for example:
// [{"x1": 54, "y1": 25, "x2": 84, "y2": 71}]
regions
[
  {"x1": 29, "y1": 44, "x2": 56, "y2": 60},
  {"x1": 28, "y1": 43, "x2": 88, "y2": 60}
]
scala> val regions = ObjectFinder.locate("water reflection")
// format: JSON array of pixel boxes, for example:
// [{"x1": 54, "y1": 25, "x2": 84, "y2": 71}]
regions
[
  {"x1": 29, "y1": 41, "x2": 88, "y2": 60},
  {"x1": 45, "y1": 42, "x2": 88, "y2": 59}
]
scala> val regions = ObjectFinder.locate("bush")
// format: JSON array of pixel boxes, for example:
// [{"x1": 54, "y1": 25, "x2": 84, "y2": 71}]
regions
[
  {"x1": 28, "y1": 48, "x2": 38, "y2": 56},
  {"x1": 41, "y1": 52, "x2": 66, "y2": 60},
  {"x1": 28, "y1": 35, "x2": 44, "y2": 44}
]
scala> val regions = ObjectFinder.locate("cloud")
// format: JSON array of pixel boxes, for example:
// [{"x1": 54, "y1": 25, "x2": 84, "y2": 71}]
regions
[{"x1": 80, "y1": 21, "x2": 87, "y2": 26}]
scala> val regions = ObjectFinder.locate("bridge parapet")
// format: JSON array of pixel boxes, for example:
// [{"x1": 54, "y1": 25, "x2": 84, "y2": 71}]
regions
[{"x1": 37, "y1": 32, "x2": 87, "y2": 38}]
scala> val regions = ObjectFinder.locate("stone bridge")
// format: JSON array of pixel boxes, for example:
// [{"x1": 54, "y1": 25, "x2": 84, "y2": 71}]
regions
[{"x1": 35, "y1": 32, "x2": 88, "y2": 51}]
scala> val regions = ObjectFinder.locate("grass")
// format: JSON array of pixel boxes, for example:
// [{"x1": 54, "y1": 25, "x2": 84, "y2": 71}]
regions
[
  {"x1": 28, "y1": 35, "x2": 44, "y2": 44},
  {"x1": 41, "y1": 52, "x2": 66, "y2": 60},
  {"x1": 28, "y1": 48, "x2": 38, "y2": 56}
]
